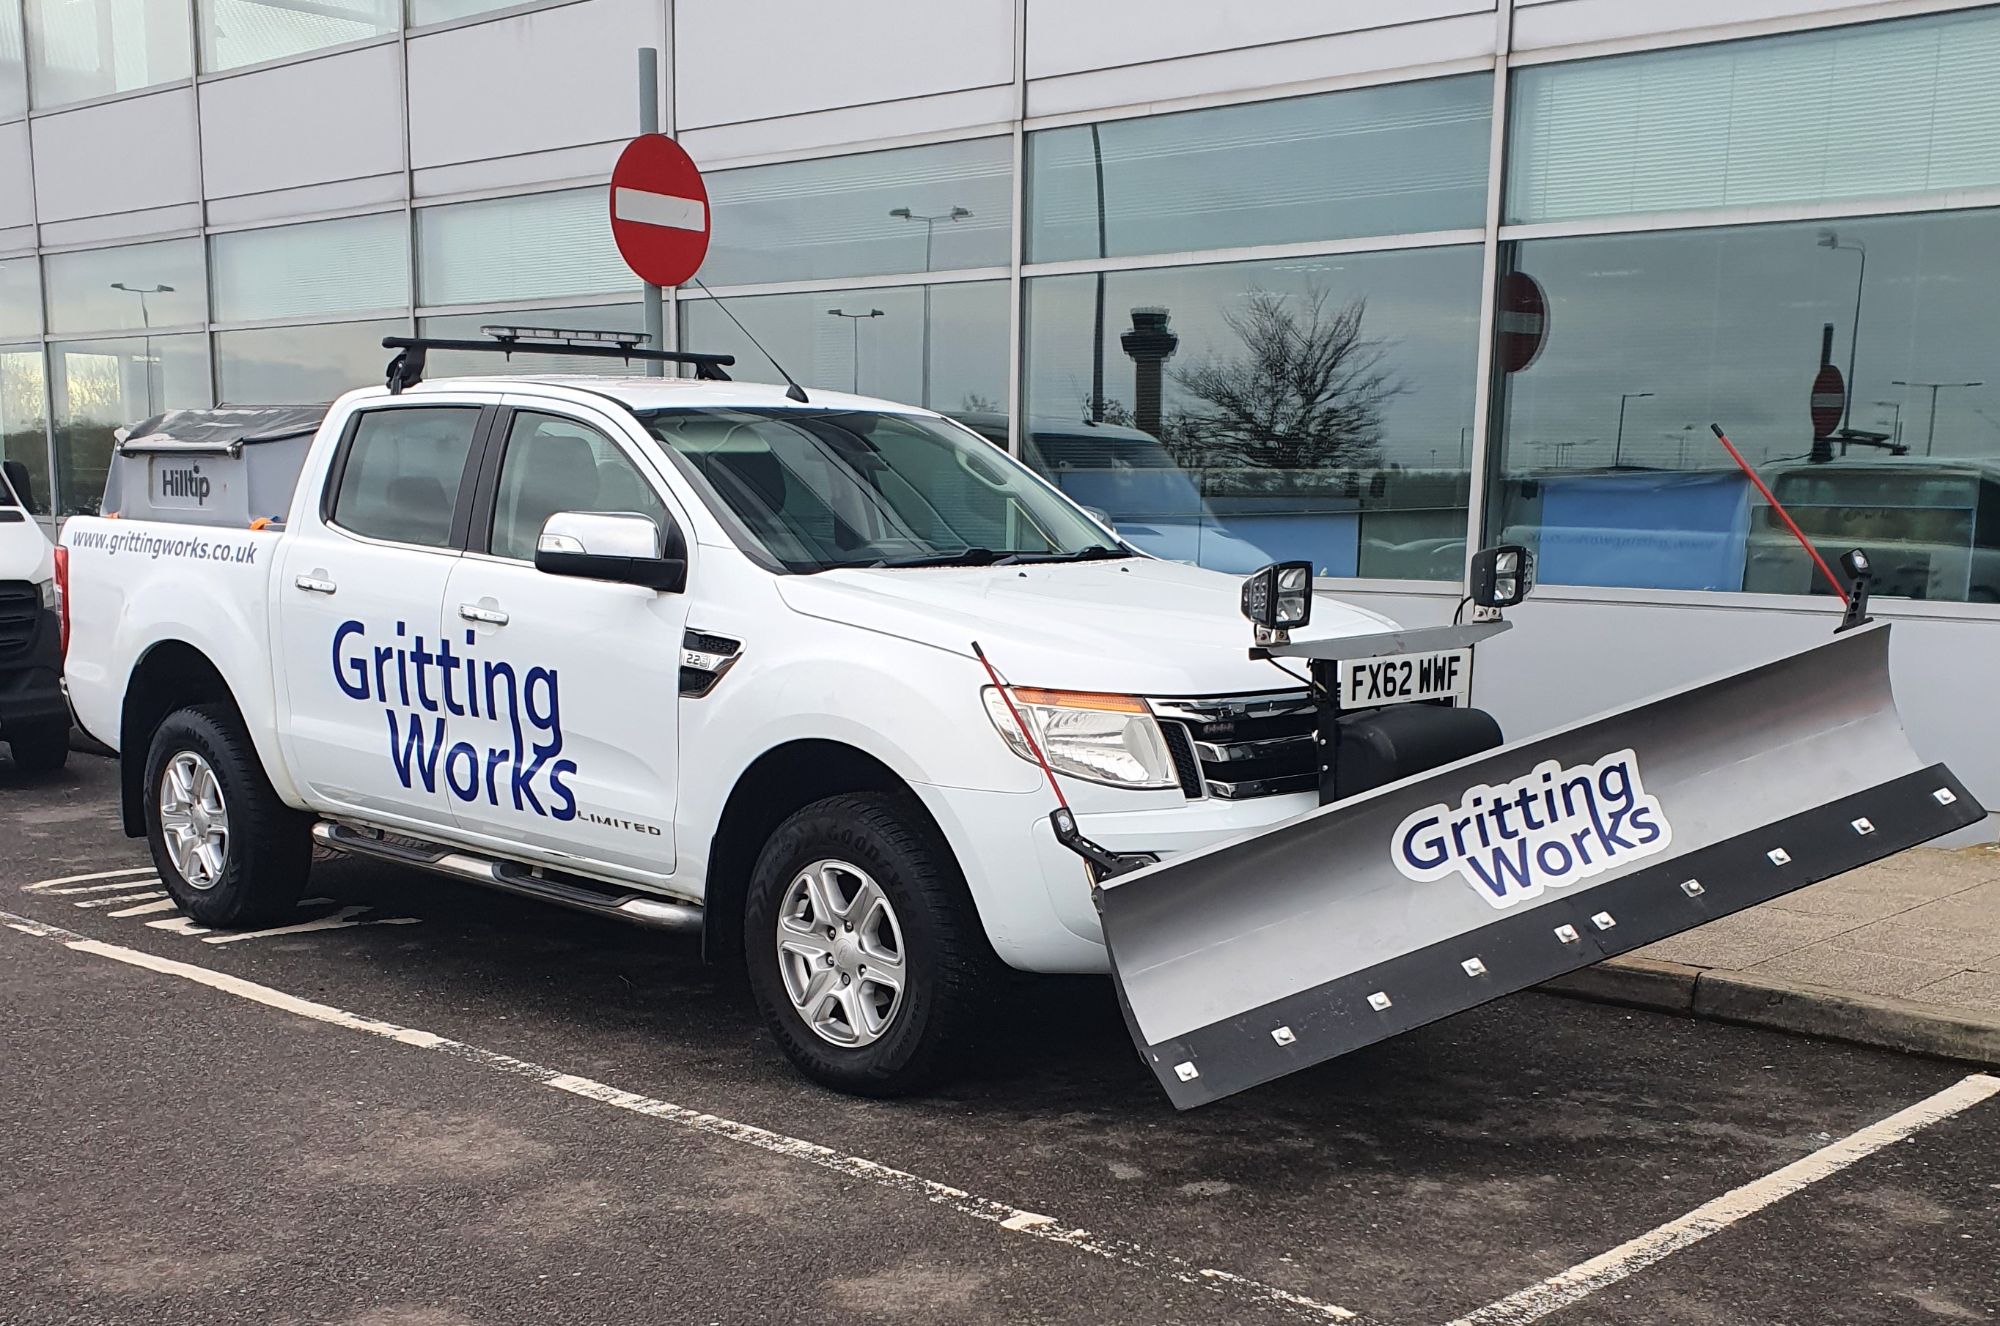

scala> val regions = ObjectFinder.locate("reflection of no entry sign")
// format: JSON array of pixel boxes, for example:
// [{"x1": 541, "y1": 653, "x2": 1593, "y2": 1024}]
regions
[
  {"x1": 608, "y1": 133, "x2": 711, "y2": 288},
  {"x1": 1497, "y1": 271, "x2": 1548, "y2": 374},
  {"x1": 1810, "y1": 364, "x2": 1845, "y2": 439}
]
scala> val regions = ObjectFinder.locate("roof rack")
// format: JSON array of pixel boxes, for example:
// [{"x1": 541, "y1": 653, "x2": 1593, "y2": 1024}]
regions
[{"x1": 382, "y1": 327, "x2": 735, "y2": 394}]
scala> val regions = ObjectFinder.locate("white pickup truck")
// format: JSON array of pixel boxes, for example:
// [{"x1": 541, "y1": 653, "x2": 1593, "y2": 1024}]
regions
[
  {"x1": 61, "y1": 355, "x2": 1425, "y2": 1094},
  {"x1": 59, "y1": 336, "x2": 1980, "y2": 1108}
]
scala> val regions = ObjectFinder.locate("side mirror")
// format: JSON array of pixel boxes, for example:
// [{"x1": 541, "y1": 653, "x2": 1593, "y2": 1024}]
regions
[
  {"x1": 2, "y1": 459, "x2": 32, "y2": 511},
  {"x1": 535, "y1": 510, "x2": 687, "y2": 592},
  {"x1": 1469, "y1": 544, "x2": 1534, "y2": 609}
]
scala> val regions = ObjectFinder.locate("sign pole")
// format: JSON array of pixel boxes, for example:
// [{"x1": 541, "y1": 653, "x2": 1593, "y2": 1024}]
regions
[{"x1": 637, "y1": 47, "x2": 665, "y2": 377}]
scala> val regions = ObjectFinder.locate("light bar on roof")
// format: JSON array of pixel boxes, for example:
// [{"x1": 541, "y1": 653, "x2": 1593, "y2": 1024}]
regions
[{"x1": 479, "y1": 325, "x2": 651, "y2": 348}]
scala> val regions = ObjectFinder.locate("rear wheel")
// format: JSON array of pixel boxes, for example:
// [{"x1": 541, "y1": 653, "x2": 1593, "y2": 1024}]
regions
[
  {"x1": 144, "y1": 704, "x2": 309, "y2": 927},
  {"x1": 6, "y1": 718, "x2": 69, "y2": 774},
  {"x1": 744, "y1": 792, "x2": 998, "y2": 1097}
]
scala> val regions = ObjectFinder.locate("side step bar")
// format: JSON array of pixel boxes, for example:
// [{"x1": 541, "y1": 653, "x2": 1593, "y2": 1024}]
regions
[{"x1": 312, "y1": 821, "x2": 703, "y2": 934}]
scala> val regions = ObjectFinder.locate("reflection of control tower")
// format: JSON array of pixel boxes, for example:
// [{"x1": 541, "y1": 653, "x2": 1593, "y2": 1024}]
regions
[{"x1": 1121, "y1": 307, "x2": 1178, "y2": 438}]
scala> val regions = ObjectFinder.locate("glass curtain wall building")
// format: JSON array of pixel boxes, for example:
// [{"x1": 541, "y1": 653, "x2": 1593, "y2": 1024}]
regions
[{"x1": 1, "y1": 0, "x2": 1997, "y2": 612}]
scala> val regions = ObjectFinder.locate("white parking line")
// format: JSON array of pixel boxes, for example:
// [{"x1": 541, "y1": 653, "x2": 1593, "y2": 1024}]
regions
[
  {"x1": 22, "y1": 867, "x2": 155, "y2": 891},
  {"x1": 0, "y1": 908, "x2": 1361, "y2": 1324},
  {"x1": 199, "y1": 906, "x2": 420, "y2": 945},
  {"x1": 42, "y1": 879, "x2": 162, "y2": 895},
  {"x1": 1446, "y1": 1072, "x2": 2000, "y2": 1326},
  {"x1": 146, "y1": 917, "x2": 210, "y2": 936},
  {"x1": 108, "y1": 899, "x2": 181, "y2": 918},
  {"x1": 73, "y1": 891, "x2": 169, "y2": 909}
]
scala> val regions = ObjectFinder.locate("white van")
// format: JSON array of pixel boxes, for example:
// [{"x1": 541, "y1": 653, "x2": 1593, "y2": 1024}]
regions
[{"x1": 0, "y1": 459, "x2": 67, "y2": 772}]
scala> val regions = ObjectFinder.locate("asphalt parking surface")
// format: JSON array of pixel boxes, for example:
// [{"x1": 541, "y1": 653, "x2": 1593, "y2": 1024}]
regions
[{"x1": 3, "y1": 752, "x2": 1996, "y2": 1326}]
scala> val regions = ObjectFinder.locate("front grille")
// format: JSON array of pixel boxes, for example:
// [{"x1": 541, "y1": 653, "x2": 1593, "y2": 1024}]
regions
[
  {"x1": 0, "y1": 580, "x2": 37, "y2": 661},
  {"x1": 1149, "y1": 691, "x2": 1318, "y2": 800}
]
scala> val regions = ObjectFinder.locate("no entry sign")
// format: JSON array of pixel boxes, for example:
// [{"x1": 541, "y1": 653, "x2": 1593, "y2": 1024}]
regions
[
  {"x1": 1497, "y1": 271, "x2": 1548, "y2": 374},
  {"x1": 609, "y1": 134, "x2": 711, "y2": 288},
  {"x1": 1810, "y1": 364, "x2": 1845, "y2": 439}
]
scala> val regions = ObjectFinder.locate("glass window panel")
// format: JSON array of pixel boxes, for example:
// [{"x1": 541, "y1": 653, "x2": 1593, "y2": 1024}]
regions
[
  {"x1": 51, "y1": 332, "x2": 210, "y2": 515},
  {"x1": 45, "y1": 239, "x2": 206, "y2": 335},
  {"x1": 0, "y1": 255, "x2": 40, "y2": 339},
  {"x1": 212, "y1": 213, "x2": 408, "y2": 323},
  {"x1": 1025, "y1": 247, "x2": 1483, "y2": 577},
  {"x1": 1, "y1": 343, "x2": 49, "y2": 514},
  {"x1": 1489, "y1": 209, "x2": 2000, "y2": 604},
  {"x1": 702, "y1": 138, "x2": 1013, "y2": 286},
  {"x1": 216, "y1": 318, "x2": 405, "y2": 405},
  {"x1": 25, "y1": 0, "x2": 192, "y2": 109},
  {"x1": 680, "y1": 280, "x2": 1008, "y2": 416},
  {"x1": 1028, "y1": 75, "x2": 1491, "y2": 263},
  {"x1": 1, "y1": 0, "x2": 27, "y2": 120},
  {"x1": 418, "y1": 302, "x2": 644, "y2": 378},
  {"x1": 488, "y1": 410, "x2": 669, "y2": 561},
  {"x1": 406, "y1": 0, "x2": 510, "y2": 25},
  {"x1": 328, "y1": 405, "x2": 479, "y2": 547},
  {"x1": 1507, "y1": 8, "x2": 2000, "y2": 225},
  {"x1": 199, "y1": 0, "x2": 395, "y2": 72},
  {"x1": 417, "y1": 189, "x2": 633, "y2": 308}
]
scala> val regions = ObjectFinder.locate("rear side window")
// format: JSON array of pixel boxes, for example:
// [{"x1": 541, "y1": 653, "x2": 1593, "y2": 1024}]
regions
[{"x1": 330, "y1": 407, "x2": 481, "y2": 548}]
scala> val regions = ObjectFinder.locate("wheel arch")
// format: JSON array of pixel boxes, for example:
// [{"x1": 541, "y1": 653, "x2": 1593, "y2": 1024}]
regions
[
  {"x1": 118, "y1": 641, "x2": 242, "y2": 838},
  {"x1": 702, "y1": 738, "x2": 957, "y2": 968}
]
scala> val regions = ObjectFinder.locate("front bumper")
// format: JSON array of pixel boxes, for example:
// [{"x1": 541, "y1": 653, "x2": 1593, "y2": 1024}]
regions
[
  {"x1": 0, "y1": 603, "x2": 65, "y2": 735},
  {"x1": 919, "y1": 777, "x2": 1315, "y2": 975}
]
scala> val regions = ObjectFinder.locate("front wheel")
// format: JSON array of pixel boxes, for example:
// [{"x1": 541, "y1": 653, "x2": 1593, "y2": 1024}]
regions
[
  {"x1": 744, "y1": 792, "x2": 999, "y2": 1097},
  {"x1": 144, "y1": 704, "x2": 310, "y2": 927}
]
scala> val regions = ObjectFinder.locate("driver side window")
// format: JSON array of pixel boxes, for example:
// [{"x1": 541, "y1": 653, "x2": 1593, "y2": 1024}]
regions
[{"x1": 488, "y1": 412, "x2": 672, "y2": 561}]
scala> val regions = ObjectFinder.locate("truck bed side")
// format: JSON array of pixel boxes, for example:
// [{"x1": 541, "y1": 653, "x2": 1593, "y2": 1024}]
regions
[{"x1": 62, "y1": 516, "x2": 302, "y2": 822}]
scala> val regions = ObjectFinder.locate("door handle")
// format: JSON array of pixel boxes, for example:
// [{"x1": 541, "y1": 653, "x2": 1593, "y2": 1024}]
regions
[
  {"x1": 294, "y1": 574, "x2": 337, "y2": 594},
  {"x1": 459, "y1": 603, "x2": 509, "y2": 626}
]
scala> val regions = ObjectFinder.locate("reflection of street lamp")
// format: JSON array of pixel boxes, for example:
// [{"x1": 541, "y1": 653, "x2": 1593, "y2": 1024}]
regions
[
  {"x1": 1873, "y1": 399, "x2": 1903, "y2": 448},
  {"x1": 1893, "y1": 379, "x2": 1983, "y2": 457},
  {"x1": 826, "y1": 307, "x2": 883, "y2": 393},
  {"x1": 1613, "y1": 391, "x2": 1653, "y2": 466},
  {"x1": 889, "y1": 205, "x2": 971, "y2": 408},
  {"x1": 110, "y1": 281, "x2": 173, "y2": 416},
  {"x1": 1818, "y1": 230, "x2": 1866, "y2": 432}
]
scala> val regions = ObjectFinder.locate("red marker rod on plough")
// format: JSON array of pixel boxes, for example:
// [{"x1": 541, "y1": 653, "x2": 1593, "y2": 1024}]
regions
[{"x1": 1709, "y1": 422, "x2": 1868, "y2": 623}]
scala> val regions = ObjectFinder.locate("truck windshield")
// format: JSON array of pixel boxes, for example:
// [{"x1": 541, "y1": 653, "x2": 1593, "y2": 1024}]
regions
[{"x1": 636, "y1": 408, "x2": 1128, "y2": 573}]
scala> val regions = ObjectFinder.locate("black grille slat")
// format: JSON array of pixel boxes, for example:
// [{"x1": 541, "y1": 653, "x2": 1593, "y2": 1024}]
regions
[{"x1": 0, "y1": 581, "x2": 36, "y2": 659}]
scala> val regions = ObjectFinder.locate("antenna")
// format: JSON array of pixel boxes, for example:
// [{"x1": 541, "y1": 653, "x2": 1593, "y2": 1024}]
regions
[{"x1": 690, "y1": 277, "x2": 809, "y2": 403}]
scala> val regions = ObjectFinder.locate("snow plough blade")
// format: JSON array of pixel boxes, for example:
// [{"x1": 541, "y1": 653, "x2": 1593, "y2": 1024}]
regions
[{"x1": 1099, "y1": 622, "x2": 1982, "y2": 1109}]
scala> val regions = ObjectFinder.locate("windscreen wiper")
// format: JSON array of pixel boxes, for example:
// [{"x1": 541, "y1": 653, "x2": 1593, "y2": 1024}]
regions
[
  {"x1": 864, "y1": 546, "x2": 1134, "y2": 569},
  {"x1": 864, "y1": 548, "x2": 1002, "y2": 569},
  {"x1": 992, "y1": 547, "x2": 1135, "y2": 565}
]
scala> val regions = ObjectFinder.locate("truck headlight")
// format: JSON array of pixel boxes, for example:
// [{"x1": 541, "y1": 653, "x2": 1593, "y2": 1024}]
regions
[{"x1": 981, "y1": 686, "x2": 1178, "y2": 789}]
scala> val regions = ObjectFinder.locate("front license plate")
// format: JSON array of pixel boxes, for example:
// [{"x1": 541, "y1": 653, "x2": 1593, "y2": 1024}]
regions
[{"x1": 1340, "y1": 648, "x2": 1472, "y2": 707}]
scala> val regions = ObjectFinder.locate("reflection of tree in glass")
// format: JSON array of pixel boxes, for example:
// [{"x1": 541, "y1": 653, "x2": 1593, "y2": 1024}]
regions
[
  {"x1": 960, "y1": 393, "x2": 1003, "y2": 414},
  {"x1": 1168, "y1": 289, "x2": 1400, "y2": 470},
  {"x1": 1073, "y1": 393, "x2": 1138, "y2": 429}
]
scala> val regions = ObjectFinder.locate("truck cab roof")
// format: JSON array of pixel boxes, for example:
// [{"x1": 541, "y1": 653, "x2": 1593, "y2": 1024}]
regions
[{"x1": 383, "y1": 374, "x2": 939, "y2": 420}]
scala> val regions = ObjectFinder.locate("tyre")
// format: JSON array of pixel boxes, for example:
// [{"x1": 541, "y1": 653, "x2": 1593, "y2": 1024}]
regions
[
  {"x1": 144, "y1": 704, "x2": 310, "y2": 927},
  {"x1": 7, "y1": 719, "x2": 69, "y2": 774},
  {"x1": 744, "y1": 792, "x2": 999, "y2": 1097}
]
